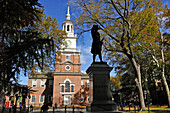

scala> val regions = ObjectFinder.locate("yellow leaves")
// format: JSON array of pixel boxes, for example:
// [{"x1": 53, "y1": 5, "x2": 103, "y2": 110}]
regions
[
  {"x1": 139, "y1": 2, "x2": 144, "y2": 8},
  {"x1": 34, "y1": 10, "x2": 66, "y2": 50},
  {"x1": 110, "y1": 76, "x2": 122, "y2": 90},
  {"x1": 131, "y1": 5, "x2": 158, "y2": 42}
]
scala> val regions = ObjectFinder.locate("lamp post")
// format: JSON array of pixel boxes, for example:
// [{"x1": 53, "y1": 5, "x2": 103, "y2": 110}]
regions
[
  {"x1": 118, "y1": 92, "x2": 123, "y2": 111},
  {"x1": 144, "y1": 90, "x2": 150, "y2": 113}
]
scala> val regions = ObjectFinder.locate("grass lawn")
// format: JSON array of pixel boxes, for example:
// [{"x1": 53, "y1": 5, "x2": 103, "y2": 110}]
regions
[{"x1": 122, "y1": 105, "x2": 170, "y2": 113}]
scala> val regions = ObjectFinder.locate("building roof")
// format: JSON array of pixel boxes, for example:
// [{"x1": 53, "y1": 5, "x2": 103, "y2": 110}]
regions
[{"x1": 81, "y1": 73, "x2": 89, "y2": 79}]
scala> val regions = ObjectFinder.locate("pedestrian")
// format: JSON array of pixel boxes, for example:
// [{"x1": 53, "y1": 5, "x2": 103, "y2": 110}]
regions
[{"x1": 30, "y1": 105, "x2": 33, "y2": 112}]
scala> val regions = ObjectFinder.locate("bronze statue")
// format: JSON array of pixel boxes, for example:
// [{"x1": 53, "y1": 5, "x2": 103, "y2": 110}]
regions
[{"x1": 91, "y1": 25, "x2": 103, "y2": 62}]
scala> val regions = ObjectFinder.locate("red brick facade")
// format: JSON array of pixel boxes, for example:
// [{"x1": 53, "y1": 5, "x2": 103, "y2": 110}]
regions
[{"x1": 27, "y1": 41, "x2": 90, "y2": 107}]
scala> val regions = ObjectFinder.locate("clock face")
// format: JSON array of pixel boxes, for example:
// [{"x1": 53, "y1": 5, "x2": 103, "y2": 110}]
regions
[
  {"x1": 67, "y1": 40, "x2": 71, "y2": 47},
  {"x1": 65, "y1": 65, "x2": 71, "y2": 71}
]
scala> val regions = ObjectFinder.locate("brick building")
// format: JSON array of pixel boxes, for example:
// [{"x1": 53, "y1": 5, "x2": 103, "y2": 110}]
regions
[{"x1": 28, "y1": 5, "x2": 89, "y2": 107}]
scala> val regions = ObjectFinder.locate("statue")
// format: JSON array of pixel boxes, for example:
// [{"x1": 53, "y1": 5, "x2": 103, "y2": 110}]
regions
[{"x1": 91, "y1": 25, "x2": 103, "y2": 62}]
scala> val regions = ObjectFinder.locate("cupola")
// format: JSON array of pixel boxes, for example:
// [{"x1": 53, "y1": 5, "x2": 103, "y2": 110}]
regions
[{"x1": 62, "y1": 4, "x2": 74, "y2": 37}]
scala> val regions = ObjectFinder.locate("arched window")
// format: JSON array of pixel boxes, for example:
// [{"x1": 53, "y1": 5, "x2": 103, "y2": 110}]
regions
[
  {"x1": 67, "y1": 25, "x2": 69, "y2": 31},
  {"x1": 61, "y1": 86, "x2": 64, "y2": 92},
  {"x1": 65, "y1": 81, "x2": 70, "y2": 92},
  {"x1": 71, "y1": 25, "x2": 73, "y2": 32}
]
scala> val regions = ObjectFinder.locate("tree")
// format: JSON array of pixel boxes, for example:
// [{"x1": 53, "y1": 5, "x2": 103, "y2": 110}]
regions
[
  {"x1": 31, "y1": 10, "x2": 66, "y2": 72},
  {"x1": 161, "y1": 7, "x2": 170, "y2": 107},
  {"x1": 0, "y1": 0, "x2": 41, "y2": 100},
  {"x1": 0, "y1": 0, "x2": 65, "y2": 95},
  {"x1": 110, "y1": 76, "x2": 122, "y2": 91},
  {"x1": 71, "y1": 0, "x2": 164, "y2": 110},
  {"x1": 147, "y1": 6, "x2": 170, "y2": 107}
]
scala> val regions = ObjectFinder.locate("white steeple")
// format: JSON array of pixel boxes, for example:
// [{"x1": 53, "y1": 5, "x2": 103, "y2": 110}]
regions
[
  {"x1": 66, "y1": 4, "x2": 71, "y2": 20},
  {"x1": 60, "y1": 4, "x2": 78, "y2": 52}
]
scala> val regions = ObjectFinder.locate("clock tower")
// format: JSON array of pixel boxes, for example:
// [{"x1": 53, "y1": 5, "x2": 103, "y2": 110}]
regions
[{"x1": 53, "y1": 5, "x2": 82, "y2": 106}]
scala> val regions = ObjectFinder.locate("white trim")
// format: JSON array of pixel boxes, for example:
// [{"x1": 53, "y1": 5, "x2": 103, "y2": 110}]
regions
[
  {"x1": 32, "y1": 80, "x2": 37, "y2": 87},
  {"x1": 59, "y1": 83, "x2": 75, "y2": 86},
  {"x1": 81, "y1": 81, "x2": 84, "y2": 85},
  {"x1": 54, "y1": 72, "x2": 82, "y2": 75},
  {"x1": 87, "y1": 80, "x2": 90, "y2": 87},
  {"x1": 65, "y1": 65, "x2": 71, "y2": 71},
  {"x1": 40, "y1": 80, "x2": 46, "y2": 87},
  {"x1": 60, "y1": 92, "x2": 75, "y2": 95},
  {"x1": 64, "y1": 79, "x2": 71, "y2": 83},
  {"x1": 65, "y1": 54, "x2": 71, "y2": 61},
  {"x1": 59, "y1": 83, "x2": 65, "y2": 86}
]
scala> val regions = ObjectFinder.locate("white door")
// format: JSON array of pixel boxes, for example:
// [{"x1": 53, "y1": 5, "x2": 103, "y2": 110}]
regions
[{"x1": 64, "y1": 95, "x2": 71, "y2": 105}]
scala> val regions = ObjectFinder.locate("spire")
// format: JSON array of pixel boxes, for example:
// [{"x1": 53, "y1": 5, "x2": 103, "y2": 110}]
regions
[{"x1": 66, "y1": 4, "x2": 71, "y2": 20}]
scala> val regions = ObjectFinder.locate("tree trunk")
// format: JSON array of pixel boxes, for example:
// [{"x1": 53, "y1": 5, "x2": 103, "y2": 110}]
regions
[
  {"x1": 131, "y1": 58, "x2": 147, "y2": 111},
  {"x1": 161, "y1": 33, "x2": 170, "y2": 107},
  {"x1": 162, "y1": 72, "x2": 170, "y2": 107}
]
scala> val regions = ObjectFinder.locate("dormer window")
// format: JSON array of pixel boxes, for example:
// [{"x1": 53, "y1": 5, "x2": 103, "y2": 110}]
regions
[{"x1": 67, "y1": 25, "x2": 69, "y2": 31}]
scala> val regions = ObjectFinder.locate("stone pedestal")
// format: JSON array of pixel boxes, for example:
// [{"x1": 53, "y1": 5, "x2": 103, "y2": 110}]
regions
[{"x1": 86, "y1": 62, "x2": 117, "y2": 112}]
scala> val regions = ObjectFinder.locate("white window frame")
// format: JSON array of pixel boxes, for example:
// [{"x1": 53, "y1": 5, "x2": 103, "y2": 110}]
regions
[
  {"x1": 65, "y1": 55, "x2": 70, "y2": 61},
  {"x1": 31, "y1": 95, "x2": 36, "y2": 103},
  {"x1": 71, "y1": 85, "x2": 74, "y2": 92},
  {"x1": 87, "y1": 80, "x2": 90, "y2": 87},
  {"x1": 40, "y1": 80, "x2": 46, "y2": 87},
  {"x1": 61, "y1": 85, "x2": 64, "y2": 92},
  {"x1": 32, "y1": 80, "x2": 37, "y2": 87},
  {"x1": 81, "y1": 81, "x2": 84, "y2": 87},
  {"x1": 65, "y1": 81, "x2": 70, "y2": 92},
  {"x1": 65, "y1": 65, "x2": 71, "y2": 71},
  {"x1": 67, "y1": 25, "x2": 70, "y2": 31},
  {"x1": 39, "y1": 95, "x2": 45, "y2": 103}
]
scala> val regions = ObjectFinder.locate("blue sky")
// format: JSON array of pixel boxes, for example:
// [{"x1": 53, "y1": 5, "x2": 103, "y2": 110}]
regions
[{"x1": 19, "y1": 0, "x2": 170, "y2": 85}]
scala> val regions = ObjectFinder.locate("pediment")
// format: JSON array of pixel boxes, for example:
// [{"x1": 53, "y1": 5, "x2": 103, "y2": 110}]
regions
[
  {"x1": 55, "y1": 61, "x2": 80, "y2": 65},
  {"x1": 61, "y1": 60, "x2": 74, "y2": 64}
]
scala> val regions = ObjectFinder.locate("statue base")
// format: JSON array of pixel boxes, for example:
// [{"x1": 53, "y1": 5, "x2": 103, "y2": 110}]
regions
[{"x1": 86, "y1": 62, "x2": 117, "y2": 112}]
